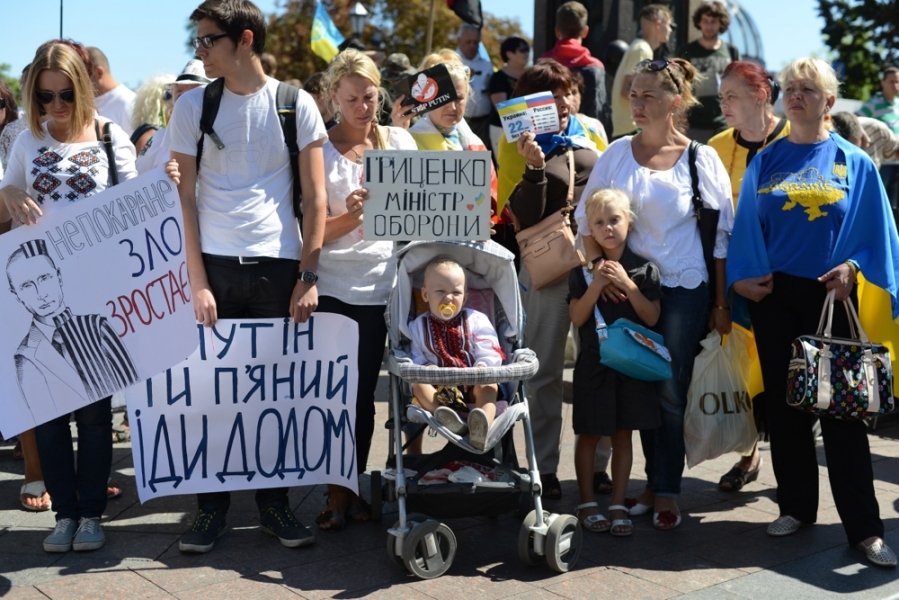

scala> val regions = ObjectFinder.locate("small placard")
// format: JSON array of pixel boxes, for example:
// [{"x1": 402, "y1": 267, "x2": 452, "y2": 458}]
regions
[
  {"x1": 362, "y1": 150, "x2": 492, "y2": 241},
  {"x1": 392, "y1": 64, "x2": 459, "y2": 116},
  {"x1": 496, "y1": 91, "x2": 560, "y2": 143}
]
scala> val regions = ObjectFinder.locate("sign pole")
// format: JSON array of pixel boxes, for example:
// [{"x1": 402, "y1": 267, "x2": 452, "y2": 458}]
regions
[{"x1": 425, "y1": 0, "x2": 436, "y2": 55}]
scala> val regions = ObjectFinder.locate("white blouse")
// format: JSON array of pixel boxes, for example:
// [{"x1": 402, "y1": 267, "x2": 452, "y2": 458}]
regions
[
  {"x1": 317, "y1": 126, "x2": 418, "y2": 305},
  {"x1": 576, "y1": 137, "x2": 733, "y2": 289}
]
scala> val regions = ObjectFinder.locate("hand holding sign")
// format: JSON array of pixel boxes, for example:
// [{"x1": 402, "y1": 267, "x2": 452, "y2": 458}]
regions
[
  {"x1": 516, "y1": 132, "x2": 545, "y2": 169},
  {"x1": 497, "y1": 91, "x2": 561, "y2": 143}
]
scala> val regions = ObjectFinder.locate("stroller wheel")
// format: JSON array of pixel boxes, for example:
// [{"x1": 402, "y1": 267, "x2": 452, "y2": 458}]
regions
[
  {"x1": 387, "y1": 513, "x2": 429, "y2": 568},
  {"x1": 402, "y1": 520, "x2": 457, "y2": 579},
  {"x1": 545, "y1": 514, "x2": 582, "y2": 573},
  {"x1": 518, "y1": 509, "x2": 550, "y2": 567},
  {"x1": 370, "y1": 471, "x2": 382, "y2": 522}
]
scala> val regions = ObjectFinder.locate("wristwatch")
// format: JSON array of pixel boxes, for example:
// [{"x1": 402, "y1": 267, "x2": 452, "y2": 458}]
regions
[{"x1": 298, "y1": 270, "x2": 318, "y2": 285}]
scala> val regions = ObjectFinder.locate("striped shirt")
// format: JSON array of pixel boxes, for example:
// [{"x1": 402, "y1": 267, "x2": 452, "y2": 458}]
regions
[
  {"x1": 52, "y1": 308, "x2": 139, "y2": 401},
  {"x1": 859, "y1": 116, "x2": 899, "y2": 169}
]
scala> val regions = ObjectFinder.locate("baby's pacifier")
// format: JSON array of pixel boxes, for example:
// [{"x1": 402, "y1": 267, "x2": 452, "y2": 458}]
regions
[{"x1": 439, "y1": 303, "x2": 457, "y2": 319}]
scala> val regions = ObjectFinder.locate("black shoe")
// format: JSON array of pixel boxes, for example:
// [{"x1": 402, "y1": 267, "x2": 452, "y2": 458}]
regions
[
  {"x1": 593, "y1": 471, "x2": 613, "y2": 495},
  {"x1": 260, "y1": 504, "x2": 315, "y2": 548},
  {"x1": 179, "y1": 507, "x2": 227, "y2": 553}
]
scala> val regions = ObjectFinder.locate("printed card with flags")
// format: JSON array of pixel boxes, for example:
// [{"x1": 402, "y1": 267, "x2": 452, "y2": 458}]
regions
[{"x1": 496, "y1": 92, "x2": 560, "y2": 143}]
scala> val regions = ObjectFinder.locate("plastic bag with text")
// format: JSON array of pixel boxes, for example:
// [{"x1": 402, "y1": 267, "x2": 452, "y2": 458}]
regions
[{"x1": 684, "y1": 329, "x2": 758, "y2": 468}]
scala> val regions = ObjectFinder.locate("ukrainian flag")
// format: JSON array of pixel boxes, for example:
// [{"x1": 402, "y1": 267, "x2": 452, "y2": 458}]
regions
[{"x1": 311, "y1": 1, "x2": 344, "y2": 63}]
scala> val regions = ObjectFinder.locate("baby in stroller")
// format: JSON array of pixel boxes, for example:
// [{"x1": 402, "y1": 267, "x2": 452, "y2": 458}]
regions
[{"x1": 410, "y1": 257, "x2": 504, "y2": 449}]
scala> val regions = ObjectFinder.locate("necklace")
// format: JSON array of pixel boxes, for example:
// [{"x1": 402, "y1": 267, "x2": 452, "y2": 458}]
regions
[
  {"x1": 728, "y1": 117, "x2": 778, "y2": 177},
  {"x1": 336, "y1": 122, "x2": 375, "y2": 164}
]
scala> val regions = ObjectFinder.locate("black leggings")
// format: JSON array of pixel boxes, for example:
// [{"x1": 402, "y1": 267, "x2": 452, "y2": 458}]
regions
[
  {"x1": 318, "y1": 296, "x2": 388, "y2": 475},
  {"x1": 748, "y1": 272, "x2": 883, "y2": 546}
]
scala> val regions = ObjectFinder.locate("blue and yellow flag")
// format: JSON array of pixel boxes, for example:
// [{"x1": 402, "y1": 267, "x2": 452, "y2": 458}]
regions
[{"x1": 311, "y1": 1, "x2": 344, "y2": 63}]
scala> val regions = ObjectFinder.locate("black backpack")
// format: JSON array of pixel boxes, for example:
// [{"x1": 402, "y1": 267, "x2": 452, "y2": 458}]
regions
[{"x1": 196, "y1": 77, "x2": 303, "y2": 225}]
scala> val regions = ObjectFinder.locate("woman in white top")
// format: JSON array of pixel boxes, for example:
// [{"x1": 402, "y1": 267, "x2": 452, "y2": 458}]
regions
[
  {"x1": 576, "y1": 57, "x2": 734, "y2": 530},
  {"x1": 315, "y1": 50, "x2": 417, "y2": 531}
]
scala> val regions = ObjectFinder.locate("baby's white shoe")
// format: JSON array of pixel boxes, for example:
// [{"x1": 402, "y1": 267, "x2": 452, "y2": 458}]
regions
[{"x1": 434, "y1": 406, "x2": 468, "y2": 435}]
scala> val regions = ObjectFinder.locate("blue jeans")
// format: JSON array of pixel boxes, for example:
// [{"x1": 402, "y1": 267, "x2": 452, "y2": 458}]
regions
[
  {"x1": 36, "y1": 396, "x2": 112, "y2": 521},
  {"x1": 639, "y1": 285, "x2": 709, "y2": 496}
]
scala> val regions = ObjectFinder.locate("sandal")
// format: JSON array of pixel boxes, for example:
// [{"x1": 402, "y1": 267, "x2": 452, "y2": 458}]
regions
[
  {"x1": 107, "y1": 478, "x2": 122, "y2": 500},
  {"x1": 315, "y1": 489, "x2": 347, "y2": 531},
  {"x1": 593, "y1": 471, "x2": 613, "y2": 495},
  {"x1": 346, "y1": 495, "x2": 371, "y2": 523},
  {"x1": 20, "y1": 481, "x2": 51, "y2": 512},
  {"x1": 653, "y1": 510, "x2": 682, "y2": 531},
  {"x1": 576, "y1": 502, "x2": 610, "y2": 533},
  {"x1": 608, "y1": 505, "x2": 633, "y2": 537},
  {"x1": 541, "y1": 473, "x2": 562, "y2": 500},
  {"x1": 718, "y1": 459, "x2": 762, "y2": 492},
  {"x1": 624, "y1": 497, "x2": 653, "y2": 517}
]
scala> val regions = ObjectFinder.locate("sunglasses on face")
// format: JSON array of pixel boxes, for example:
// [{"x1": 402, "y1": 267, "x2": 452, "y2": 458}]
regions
[
  {"x1": 192, "y1": 32, "x2": 229, "y2": 49},
  {"x1": 36, "y1": 89, "x2": 75, "y2": 104},
  {"x1": 636, "y1": 59, "x2": 680, "y2": 93}
]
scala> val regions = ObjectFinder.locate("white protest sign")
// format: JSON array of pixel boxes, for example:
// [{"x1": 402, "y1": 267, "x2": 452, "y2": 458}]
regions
[
  {"x1": 125, "y1": 314, "x2": 359, "y2": 503},
  {"x1": 0, "y1": 168, "x2": 197, "y2": 438},
  {"x1": 362, "y1": 150, "x2": 491, "y2": 241},
  {"x1": 496, "y1": 92, "x2": 560, "y2": 143}
]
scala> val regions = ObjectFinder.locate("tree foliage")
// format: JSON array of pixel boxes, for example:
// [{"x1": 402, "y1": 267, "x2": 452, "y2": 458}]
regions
[
  {"x1": 0, "y1": 64, "x2": 21, "y2": 97},
  {"x1": 818, "y1": 0, "x2": 899, "y2": 99},
  {"x1": 263, "y1": 0, "x2": 529, "y2": 83}
]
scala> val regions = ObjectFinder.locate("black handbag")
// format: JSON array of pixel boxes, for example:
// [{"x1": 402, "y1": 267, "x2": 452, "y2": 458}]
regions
[{"x1": 687, "y1": 140, "x2": 719, "y2": 303}]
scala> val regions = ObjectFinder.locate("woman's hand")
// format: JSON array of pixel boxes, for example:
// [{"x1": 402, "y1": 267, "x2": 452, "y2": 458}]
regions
[
  {"x1": 345, "y1": 188, "x2": 369, "y2": 223},
  {"x1": 391, "y1": 95, "x2": 413, "y2": 130},
  {"x1": 164, "y1": 159, "x2": 181, "y2": 185},
  {"x1": 516, "y1": 131, "x2": 545, "y2": 168},
  {"x1": 598, "y1": 260, "x2": 635, "y2": 295},
  {"x1": 733, "y1": 274, "x2": 773, "y2": 302},
  {"x1": 818, "y1": 263, "x2": 855, "y2": 301},
  {"x1": 600, "y1": 281, "x2": 627, "y2": 303},
  {"x1": 709, "y1": 306, "x2": 732, "y2": 335},
  {"x1": 1, "y1": 186, "x2": 42, "y2": 226}
]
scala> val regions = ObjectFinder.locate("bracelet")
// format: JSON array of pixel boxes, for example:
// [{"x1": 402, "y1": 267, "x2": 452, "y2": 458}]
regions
[
  {"x1": 714, "y1": 305, "x2": 730, "y2": 311},
  {"x1": 525, "y1": 162, "x2": 545, "y2": 171},
  {"x1": 844, "y1": 260, "x2": 859, "y2": 277}
]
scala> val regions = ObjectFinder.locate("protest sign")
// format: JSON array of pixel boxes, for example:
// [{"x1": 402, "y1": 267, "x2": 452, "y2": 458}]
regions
[
  {"x1": 0, "y1": 168, "x2": 197, "y2": 438},
  {"x1": 125, "y1": 314, "x2": 359, "y2": 503},
  {"x1": 362, "y1": 150, "x2": 492, "y2": 241},
  {"x1": 392, "y1": 64, "x2": 458, "y2": 116},
  {"x1": 497, "y1": 92, "x2": 560, "y2": 143}
]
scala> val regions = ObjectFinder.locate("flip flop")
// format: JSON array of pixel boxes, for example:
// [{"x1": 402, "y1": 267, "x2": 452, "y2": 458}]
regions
[
  {"x1": 624, "y1": 497, "x2": 652, "y2": 516},
  {"x1": 576, "y1": 502, "x2": 611, "y2": 533},
  {"x1": 20, "y1": 481, "x2": 51, "y2": 512}
]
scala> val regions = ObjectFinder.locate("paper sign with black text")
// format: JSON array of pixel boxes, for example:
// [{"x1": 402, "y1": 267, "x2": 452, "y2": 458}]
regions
[
  {"x1": 496, "y1": 92, "x2": 560, "y2": 143},
  {"x1": 392, "y1": 64, "x2": 459, "y2": 116},
  {"x1": 0, "y1": 168, "x2": 197, "y2": 438},
  {"x1": 362, "y1": 150, "x2": 492, "y2": 241},
  {"x1": 126, "y1": 314, "x2": 359, "y2": 503}
]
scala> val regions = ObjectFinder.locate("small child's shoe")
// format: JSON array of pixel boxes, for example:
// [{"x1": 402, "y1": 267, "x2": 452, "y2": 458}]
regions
[
  {"x1": 435, "y1": 406, "x2": 468, "y2": 435},
  {"x1": 468, "y1": 408, "x2": 490, "y2": 450}
]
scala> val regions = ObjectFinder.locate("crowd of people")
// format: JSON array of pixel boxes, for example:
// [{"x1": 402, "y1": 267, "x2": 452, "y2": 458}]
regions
[{"x1": 1, "y1": 0, "x2": 899, "y2": 572}]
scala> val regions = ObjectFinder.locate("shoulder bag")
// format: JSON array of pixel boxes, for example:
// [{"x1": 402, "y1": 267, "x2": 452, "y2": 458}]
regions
[{"x1": 688, "y1": 140, "x2": 719, "y2": 303}]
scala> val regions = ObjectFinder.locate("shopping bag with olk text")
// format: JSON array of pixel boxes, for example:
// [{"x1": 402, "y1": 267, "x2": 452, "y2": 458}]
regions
[{"x1": 684, "y1": 329, "x2": 758, "y2": 468}]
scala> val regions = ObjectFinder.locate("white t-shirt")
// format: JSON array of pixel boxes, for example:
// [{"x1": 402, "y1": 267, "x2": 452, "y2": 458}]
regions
[
  {"x1": 95, "y1": 84, "x2": 136, "y2": 137},
  {"x1": 135, "y1": 127, "x2": 169, "y2": 174},
  {"x1": 1, "y1": 119, "x2": 137, "y2": 214},
  {"x1": 576, "y1": 137, "x2": 733, "y2": 289},
  {"x1": 458, "y1": 51, "x2": 494, "y2": 119},
  {"x1": 167, "y1": 78, "x2": 327, "y2": 260},
  {"x1": 318, "y1": 127, "x2": 417, "y2": 305}
]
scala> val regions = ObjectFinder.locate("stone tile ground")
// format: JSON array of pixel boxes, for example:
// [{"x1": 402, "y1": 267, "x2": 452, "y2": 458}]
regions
[{"x1": 1, "y1": 370, "x2": 898, "y2": 599}]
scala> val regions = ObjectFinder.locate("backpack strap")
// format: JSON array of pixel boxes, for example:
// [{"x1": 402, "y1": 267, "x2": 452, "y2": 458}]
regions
[
  {"x1": 276, "y1": 81, "x2": 303, "y2": 225},
  {"x1": 197, "y1": 77, "x2": 226, "y2": 172},
  {"x1": 96, "y1": 120, "x2": 119, "y2": 187},
  {"x1": 728, "y1": 44, "x2": 739, "y2": 63},
  {"x1": 688, "y1": 139, "x2": 702, "y2": 216}
]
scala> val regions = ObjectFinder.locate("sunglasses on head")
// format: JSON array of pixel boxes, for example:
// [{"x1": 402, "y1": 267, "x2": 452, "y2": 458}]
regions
[
  {"x1": 36, "y1": 89, "x2": 75, "y2": 104},
  {"x1": 637, "y1": 59, "x2": 680, "y2": 93},
  {"x1": 192, "y1": 32, "x2": 229, "y2": 49}
]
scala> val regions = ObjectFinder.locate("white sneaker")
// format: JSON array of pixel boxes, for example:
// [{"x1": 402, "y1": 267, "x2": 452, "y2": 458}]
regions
[
  {"x1": 468, "y1": 408, "x2": 490, "y2": 450},
  {"x1": 434, "y1": 406, "x2": 468, "y2": 435},
  {"x1": 73, "y1": 517, "x2": 105, "y2": 551}
]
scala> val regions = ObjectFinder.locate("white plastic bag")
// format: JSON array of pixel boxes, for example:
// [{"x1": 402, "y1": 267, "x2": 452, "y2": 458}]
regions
[{"x1": 684, "y1": 329, "x2": 758, "y2": 468}]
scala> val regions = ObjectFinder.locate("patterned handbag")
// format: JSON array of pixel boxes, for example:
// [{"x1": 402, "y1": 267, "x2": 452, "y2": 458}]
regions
[{"x1": 787, "y1": 290, "x2": 894, "y2": 420}]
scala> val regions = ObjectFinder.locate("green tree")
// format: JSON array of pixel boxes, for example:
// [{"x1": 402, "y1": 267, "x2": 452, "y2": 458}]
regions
[
  {"x1": 0, "y1": 63, "x2": 21, "y2": 97},
  {"x1": 818, "y1": 0, "x2": 899, "y2": 99}
]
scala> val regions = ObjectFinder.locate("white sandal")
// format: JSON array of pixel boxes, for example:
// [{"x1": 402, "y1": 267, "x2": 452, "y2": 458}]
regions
[
  {"x1": 20, "y1": 480, "x2": 51, "y2": 512},
  {"x1": 766, "y1": 515, "x2": 803, "y2": 537},
  {"x1": 576, "y1": 502, "x2": 610, "y2": 533},
  {"x1": 856, "y1": 539, "x2": 898, "y2": 568},
  {"x1": 608, "y1": 504, "x2": 633, "y2": 537}
]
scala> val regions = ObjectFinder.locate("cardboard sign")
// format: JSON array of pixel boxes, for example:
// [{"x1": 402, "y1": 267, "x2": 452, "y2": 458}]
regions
[
  {"x1": 0, "y1": 168, "x2": 198, "y2": 438},
  {"x1": 126, "y1": 314, "x2": 359, "y2": 503},
  {"x1": 496, "y1": 92, "x2": 560, "y2": 143},
  {"x1": 362, "y1": 150, "x2": 492, "y2": 241},
  {"x1": 392, "y1": 64, "x2": 459, "y2": 116}
]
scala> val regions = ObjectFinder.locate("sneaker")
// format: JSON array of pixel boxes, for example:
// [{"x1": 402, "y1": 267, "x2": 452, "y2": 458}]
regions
[
  {"x1": 73, "y1": 517, "x2": 105, "y2": 551},
  {"x1": 179, "y1": 507, "x2": 227, "y2": 553},
  {"x1": 434, "y1": 406, "x2": 468, "y2": 435},
  {"x1": 43, "y1": 518, "x2": 78, "y2": 553},
  {"x1": 468, "y1": 408, "x2": 490, "y2": 450},
  {"x1": 260, "y1": 504, "x2": 314, "y2": 548}
]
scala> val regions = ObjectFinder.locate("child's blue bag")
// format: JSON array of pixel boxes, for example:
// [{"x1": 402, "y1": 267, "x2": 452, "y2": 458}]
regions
[{"x1": 583, "y1": 266, "x2": 672, "y2": 381}]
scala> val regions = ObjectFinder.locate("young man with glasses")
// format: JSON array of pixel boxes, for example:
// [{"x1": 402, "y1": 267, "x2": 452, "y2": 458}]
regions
[
  {"x1": 168, "y1": 0, "x2": 328, "y2": 554},
  {"x1": 610, "y1": 4, "x2": 674, "y2": 140}
]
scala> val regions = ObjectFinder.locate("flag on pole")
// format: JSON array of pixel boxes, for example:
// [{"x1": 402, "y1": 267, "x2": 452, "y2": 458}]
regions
[
  {"x1": 311, "y1": 1, "x2": 344, "y2": 63},
  {"x1": 446, "y1": 0, "x2": 483, "y2": 27}
]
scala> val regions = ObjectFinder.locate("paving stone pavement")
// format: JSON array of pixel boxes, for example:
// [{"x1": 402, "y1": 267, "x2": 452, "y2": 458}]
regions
[{"x1": 1, "y1": 368, "x2": 899, "y2": 599}]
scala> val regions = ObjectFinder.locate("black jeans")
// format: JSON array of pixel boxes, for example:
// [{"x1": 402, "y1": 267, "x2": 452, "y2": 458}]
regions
[
  {"x1": 748, "y1": 272, "x2": 883, "y2": 546},
  {"x1": 196, "y1": 254, "x2": 300, "y2": 514},
  {"x1": 318, "y1": 296, "x2": 388, "y2": 475}
]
